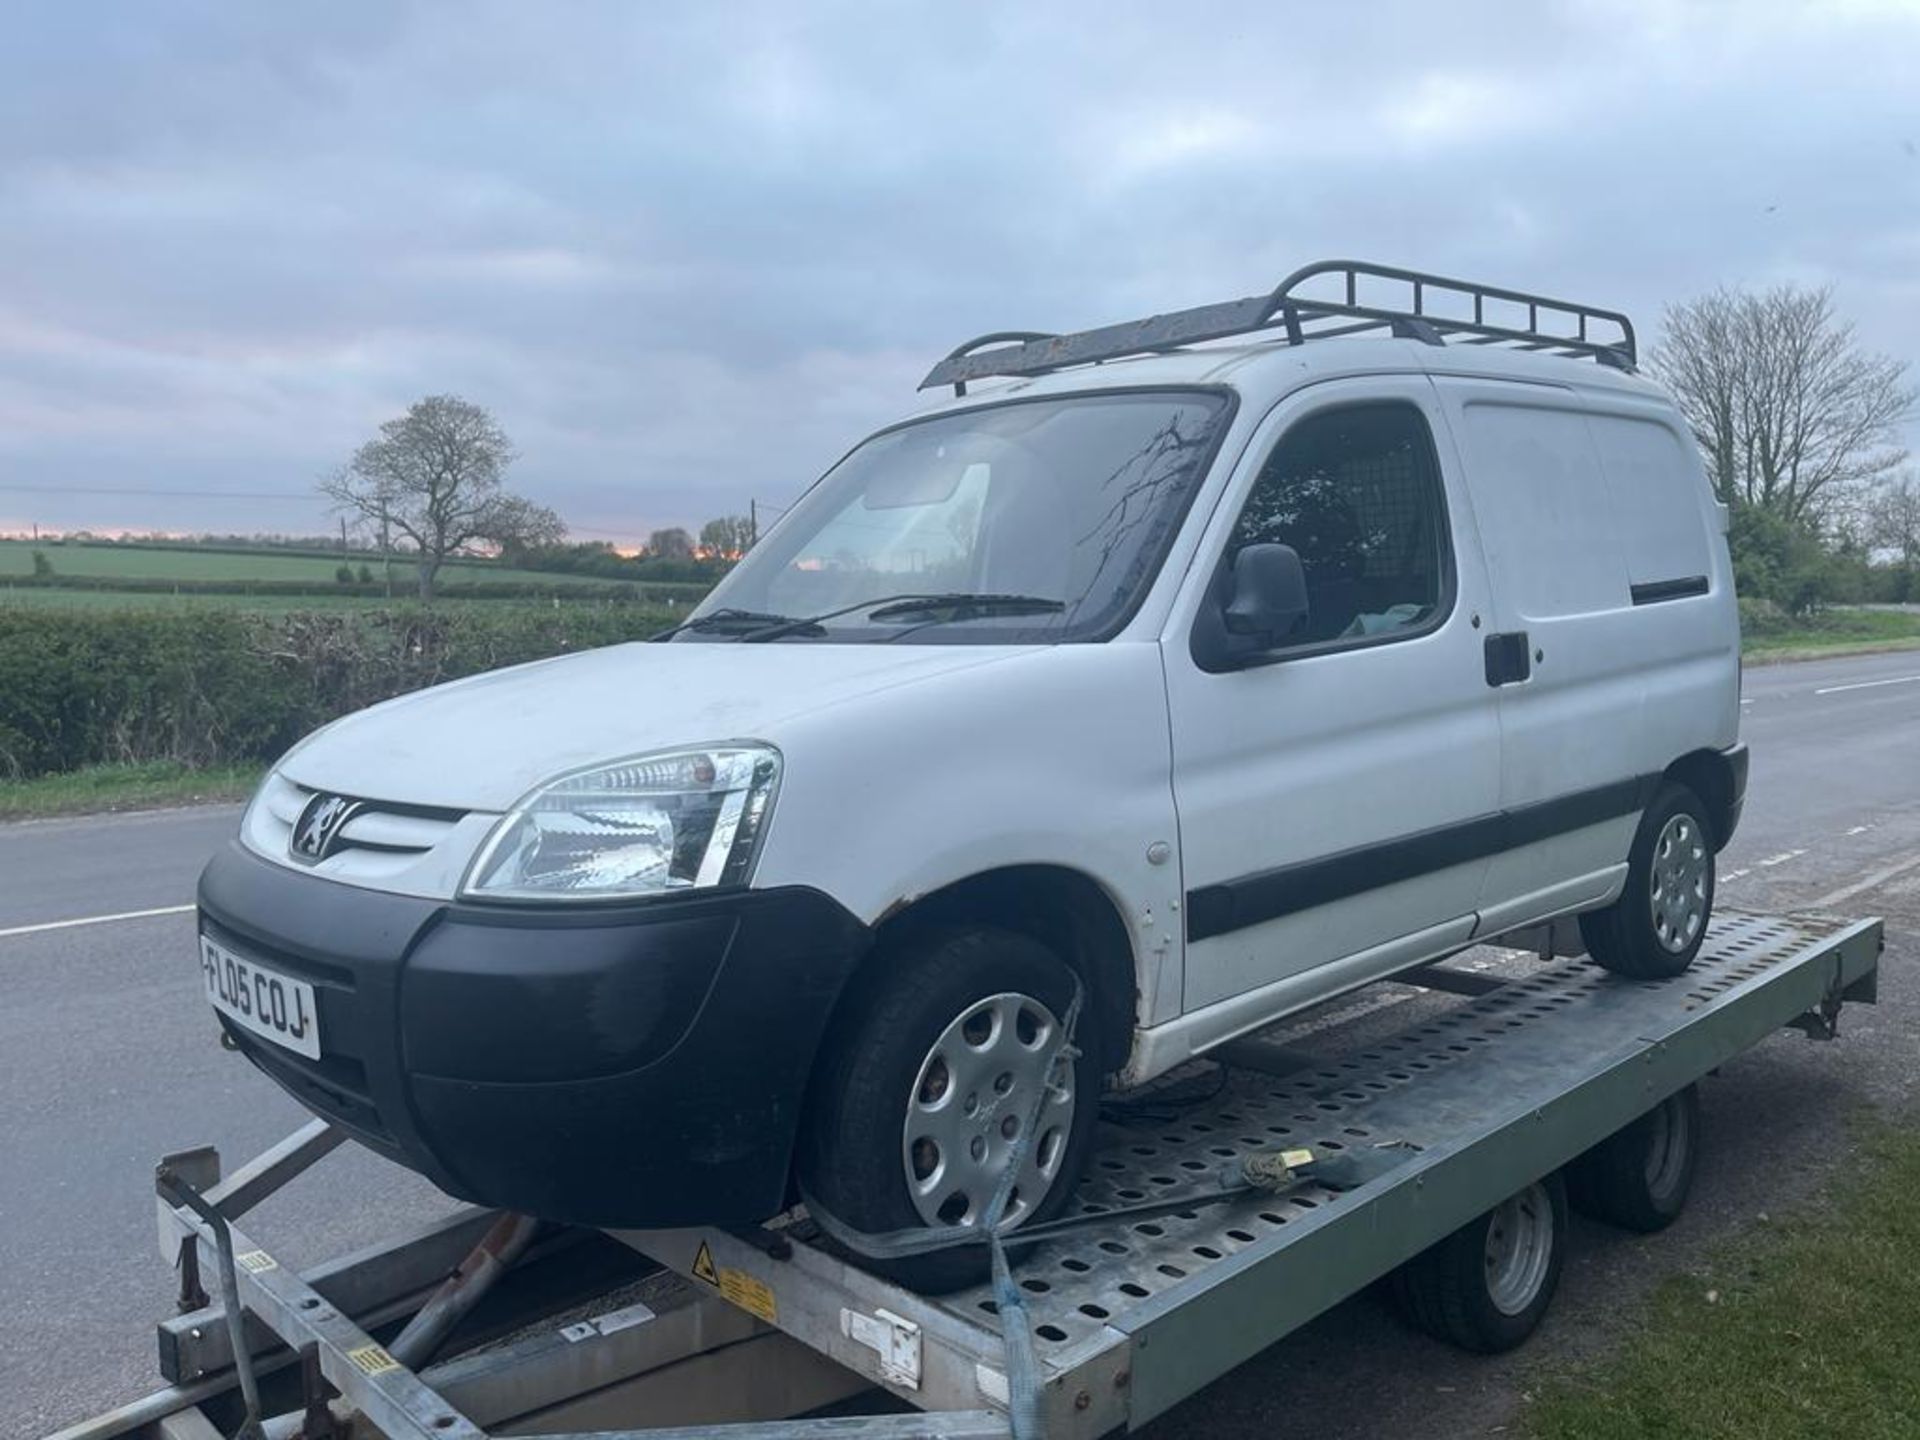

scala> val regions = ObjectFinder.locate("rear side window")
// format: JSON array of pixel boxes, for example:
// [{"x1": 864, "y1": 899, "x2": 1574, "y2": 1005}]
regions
[
  {"x1": 1585, "y1": 413, "x2": 1713, "y2": 590},
  {"x1": 1229, "y1": 402, "x2": 1451, "y2": 648}
]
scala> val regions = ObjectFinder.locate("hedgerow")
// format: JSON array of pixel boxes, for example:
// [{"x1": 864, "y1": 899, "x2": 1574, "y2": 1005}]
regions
[{"x1": 0, "y1": 603, "x2": 675, "y2": 779}]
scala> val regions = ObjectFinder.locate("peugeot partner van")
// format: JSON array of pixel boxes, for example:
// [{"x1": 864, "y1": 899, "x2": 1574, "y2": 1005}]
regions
[{"x1": 197, "y1": 261, "x2": 1745, "y2": 1288}]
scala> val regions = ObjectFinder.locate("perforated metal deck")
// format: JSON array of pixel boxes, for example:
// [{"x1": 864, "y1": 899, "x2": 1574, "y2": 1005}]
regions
[
  {"x1": 114, "y1": 908, "x2": 1880, "y2": 1440},
  {"x1": 627, "y1": 909, "x2": 1881, "y2": 1436}
]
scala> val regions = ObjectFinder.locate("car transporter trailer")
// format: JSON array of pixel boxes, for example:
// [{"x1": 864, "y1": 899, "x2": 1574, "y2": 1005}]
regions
[{"x1": 51, "y1": 907, "x2": 1882, "y2": 1440}]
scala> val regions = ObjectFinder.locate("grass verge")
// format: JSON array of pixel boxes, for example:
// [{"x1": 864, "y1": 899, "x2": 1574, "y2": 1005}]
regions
[
  {"x1": 1525, "y1": 1119, "x2": 1920, "y2": 1439},
  {"x1": 1744, "y1": 607, "x2": 1920, "y2": 661},
  {"x1": 0, "y1": 760, "x2": 262, "y2": 821}
]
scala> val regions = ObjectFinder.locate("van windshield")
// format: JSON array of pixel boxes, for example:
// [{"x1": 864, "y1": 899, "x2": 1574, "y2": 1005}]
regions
[{"x1": 676, "y1": 389, "x2": 1232, "y2": 644}]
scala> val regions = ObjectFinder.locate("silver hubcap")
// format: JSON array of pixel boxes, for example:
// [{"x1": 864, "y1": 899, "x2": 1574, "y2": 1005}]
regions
[
  {"x1": 1644, "y1": 1095, "x2": 1690, "y2": 1200},
  {"x1": 901, "y1": 991, "x2": 1074, "y2": 1229},
  {"x1": 1483, "y1": 1183, "x2": 1555, "y2": 1316},
  {"x1": 1649, "y1": 813, "x2": 1709, "y2": 953}
]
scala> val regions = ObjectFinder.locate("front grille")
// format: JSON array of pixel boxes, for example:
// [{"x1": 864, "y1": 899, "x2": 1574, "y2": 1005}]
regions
[{"x1": 247, "y1": 773, "x2": 471, "y2": 885}]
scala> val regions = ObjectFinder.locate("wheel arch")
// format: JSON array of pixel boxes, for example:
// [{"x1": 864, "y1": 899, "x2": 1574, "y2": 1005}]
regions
[
  {"x1": 1663, "y1": 747, "x2": 1741, "y2": 851},
  {"x1": 860, "y1": 864, "x2": 1139, "y2": 1076}
]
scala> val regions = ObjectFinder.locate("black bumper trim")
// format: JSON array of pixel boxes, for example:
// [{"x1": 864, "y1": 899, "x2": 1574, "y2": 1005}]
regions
[
  {"x1": 198, "y1": 842, "x2": 872, "y2": 1227},
  {"x1": 1716, "y1": 741, "x2": 1749, "y2": 848}
]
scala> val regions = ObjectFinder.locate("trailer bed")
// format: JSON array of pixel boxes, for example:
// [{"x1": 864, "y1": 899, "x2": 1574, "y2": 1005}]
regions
[{"x1": 59, "y1": 908, "x2": 1882, "y2": 1440}]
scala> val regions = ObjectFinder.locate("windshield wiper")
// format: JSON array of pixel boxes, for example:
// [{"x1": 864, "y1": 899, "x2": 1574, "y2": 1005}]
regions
[
  {"x1": 740, "y1": 592, "x2": 1064, "y2": 643},
  {"x1": 650, "y1": 608, "x2": 798, "y2": 642}
]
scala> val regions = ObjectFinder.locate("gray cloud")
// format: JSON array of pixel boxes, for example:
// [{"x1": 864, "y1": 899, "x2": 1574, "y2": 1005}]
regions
[{"x1": 3, "y1": 0, "x2": 1917, "y2": 540}]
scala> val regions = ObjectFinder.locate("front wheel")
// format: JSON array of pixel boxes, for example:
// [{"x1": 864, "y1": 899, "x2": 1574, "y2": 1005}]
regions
[
  {"x1": 796, "y1": 925, "x2": 1100, "y2": 1293},
  {"x1": 1581, "y1": 782, "x2": 1716, "y2": 980}
]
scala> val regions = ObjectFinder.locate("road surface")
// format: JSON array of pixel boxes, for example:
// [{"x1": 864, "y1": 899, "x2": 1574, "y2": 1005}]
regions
[{"x1": 4, "y1": 647, "x2": 1917, "y2": 1439}]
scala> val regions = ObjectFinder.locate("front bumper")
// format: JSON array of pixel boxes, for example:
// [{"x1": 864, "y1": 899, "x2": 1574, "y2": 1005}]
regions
[{"x1": 197, "y1": 842, "x2": 872, "y2": 1227}]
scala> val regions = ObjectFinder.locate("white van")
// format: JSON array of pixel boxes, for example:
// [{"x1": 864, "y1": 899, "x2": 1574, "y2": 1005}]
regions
[{"x1": 198, "y1": 261, "x2": 1744, "y2": 1288}]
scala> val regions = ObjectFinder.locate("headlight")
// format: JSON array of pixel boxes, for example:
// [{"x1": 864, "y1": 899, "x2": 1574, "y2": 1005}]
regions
[{"x1": 462, "y1": 744, "x2": 780, "y2": 901}]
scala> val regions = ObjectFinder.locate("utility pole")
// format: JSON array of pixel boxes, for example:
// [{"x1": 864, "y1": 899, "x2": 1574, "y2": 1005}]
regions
[{"x1": 749, "y1": 498, "x2": 757, "y2": 550}]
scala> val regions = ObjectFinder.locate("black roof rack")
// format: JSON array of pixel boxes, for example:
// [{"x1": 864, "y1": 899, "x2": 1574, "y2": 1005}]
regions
[{"x1": 920, "y1": 258, "x2": 1637, "y2": 394}]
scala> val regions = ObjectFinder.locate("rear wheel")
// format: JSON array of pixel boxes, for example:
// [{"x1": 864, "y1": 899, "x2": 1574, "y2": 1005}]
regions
[
  {"x1": 1393, "y1": 1173, "x2": 1568, "y2": 1353},
  {"x1": 1582, "y1": 782, "x2": 1715, "y2": 979},
  {"x1": 797, "y1": 925, "x2": 1100, "y2": 1293},
  {"x1": 1569, "y1": 1085, "x2": 1700, "y2": 1232}
]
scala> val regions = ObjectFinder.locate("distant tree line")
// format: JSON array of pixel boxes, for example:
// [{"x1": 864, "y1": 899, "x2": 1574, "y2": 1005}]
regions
[
  {"x1": 497, "y1": 537, "x2": 736, "y2": 586},
  {"x1": 1652, "y1": 284, "x2": 1916, "y2": 615}
]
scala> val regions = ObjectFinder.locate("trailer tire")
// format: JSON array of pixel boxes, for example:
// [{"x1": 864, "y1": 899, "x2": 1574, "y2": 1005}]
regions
[
  {"x1": 1582, "y1": 782, "x2": 1716, "y2": 979},
  {"x1": 1569, "y1": 1085, "x2": 1700, "y2": 1233},
  {"x1": 797, "y1": 925, "x2": 1100, "y2": 1294},
  {"x1": 1392, "y1": 1173, "x2": 1568, "y2": 1354}
]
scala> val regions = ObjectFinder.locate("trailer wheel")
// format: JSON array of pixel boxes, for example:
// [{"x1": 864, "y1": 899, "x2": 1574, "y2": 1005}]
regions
[
  {"x1": 1582, "y1": 782, "x2": 1716, "y2": 980},
  {"x1": 797, "y1": 925, "x2": 1100, "y2": 1293},
  {"x1": 1569, "y1": 1085, "x2": 1700, "y2": 1232},
  {"x1": 1393, "y1": 1173, "x2": 1568, "y2": 1354}
]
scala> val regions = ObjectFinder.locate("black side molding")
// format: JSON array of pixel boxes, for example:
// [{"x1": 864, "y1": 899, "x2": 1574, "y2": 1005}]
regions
[
  {"x1": 1630, "y1": 575, "x2": 1709, "y2": 606},
  {"x1": 1186, "y1": 774, "x2": 1658, "y2": 943}
]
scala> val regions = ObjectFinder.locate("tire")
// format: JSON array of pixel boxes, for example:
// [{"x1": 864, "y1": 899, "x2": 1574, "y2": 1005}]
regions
[
  {"x1": 1569, "y1": 1085, "x2": 1700, "y2": 1233},
  {"x1": 1581, "y1": 781, "x2": 1716, "y2": 980},
  {"x1": 796, "y1": 925, "x2": 1101, "y2": 1293},
  {"x1": 1392, "y1": 1173, "x2": 1568, "y2": 1354}
]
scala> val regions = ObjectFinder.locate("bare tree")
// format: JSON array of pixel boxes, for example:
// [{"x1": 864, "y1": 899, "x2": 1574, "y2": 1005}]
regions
[
  {"x1": 647, "y1": 527, "x2": 694, "y2": 560},
  {"x1": 321, "y1": 395, "x2": 565, "y2": 600},
  {"x1": 1868, "y1": 471, "x2": 1920, "y2": 572},
  {"x1": 698, "y1": 515, "x2": 754, "y2": 557},
  {"x1": 1650, "y1": 286, "x2": 1914, "y2": 527}
]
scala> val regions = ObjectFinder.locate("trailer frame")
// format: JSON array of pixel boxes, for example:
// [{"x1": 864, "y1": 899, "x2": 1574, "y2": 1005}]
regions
[{"x1": 54, "y1": 907, "x2": 1882, "y2": 1440}]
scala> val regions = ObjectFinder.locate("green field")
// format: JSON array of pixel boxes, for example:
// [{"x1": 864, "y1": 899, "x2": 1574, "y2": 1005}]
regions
[
  {"x1": 1526, "y1": 1120, "x2": 1920, "y2": 1439},
  {"x1": 0, "y1": 759, "x2": 263, "y2": 820},
  {"x1": 0, "y1": 585, "x2": 700, "y2": 615},
  {"x1": 1742, "y1": 606, "x2": 1920, "y2": 660},
  {"x1": 0, "y1": 538, "x2": 606, "y2": 588}
]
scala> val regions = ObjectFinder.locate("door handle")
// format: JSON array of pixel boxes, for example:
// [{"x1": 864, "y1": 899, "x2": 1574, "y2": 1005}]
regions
[{"x1": 1484, "y1": 632, "x2": 1531, "y2": 687}]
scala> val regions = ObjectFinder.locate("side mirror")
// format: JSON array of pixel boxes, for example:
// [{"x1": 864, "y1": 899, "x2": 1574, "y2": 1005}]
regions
[{"x1": 1223, "y1": 542, "x2": 1308, "y2": 641}]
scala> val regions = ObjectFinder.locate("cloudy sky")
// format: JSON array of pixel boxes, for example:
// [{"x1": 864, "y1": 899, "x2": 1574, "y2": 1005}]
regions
[{"x1": 3, "y1": 1, "x2": 1917, "y2": 544}]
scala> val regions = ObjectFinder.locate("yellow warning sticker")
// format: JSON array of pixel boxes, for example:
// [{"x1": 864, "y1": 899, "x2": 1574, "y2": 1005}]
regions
[
  {"x1": 347, "y1": 1344, "x2": 400, "y2": 1376},
  {"x1": 1280, "y1": 1148, "x2": 1316, "y2": 1170},
  {"x1": 691, "y1": 1240, "x2": 721, "y2": 1288},
  {"x1": 236, "y1": 1250, "x2": 278, "y2": 1274},
  {"x1": 688, "y1": 1240, "x2": 775, "y2": 1321},
  {"x1": 717, "y1": 1267, "x2": 778, "y2": 1324}
]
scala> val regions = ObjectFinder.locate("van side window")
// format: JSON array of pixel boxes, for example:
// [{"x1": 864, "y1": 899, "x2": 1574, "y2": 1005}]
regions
[{"x1": 1229, "y1": 402, "x2": 1450, "y2": 648}]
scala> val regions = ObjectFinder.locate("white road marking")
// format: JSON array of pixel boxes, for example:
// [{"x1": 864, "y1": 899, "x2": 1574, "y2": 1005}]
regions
[
  {"x1": 0, "y1": 903, "x2": 194, "y2": 939},
  {"x1": 1809, "y1": 852, "x2": 1920, "y2": 910},
  {"x1": 1846, "y1": 825, "x2": 1872, "y2": 836},
  {"x1": 1812, "y1": 673, "x2": 1920, "y2": 697},
  {"x1": 1721, "y1": 868, "x2": 1751, "y2": 882},
  {"x1": 1756, "y1": 849, "x2": 1806, "y2": 868}
]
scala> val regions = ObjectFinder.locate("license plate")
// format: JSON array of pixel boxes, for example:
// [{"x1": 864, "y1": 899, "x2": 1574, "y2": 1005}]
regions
[{"x1": 200, "y1": 934, "x2": 322, "y2": 1060}]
